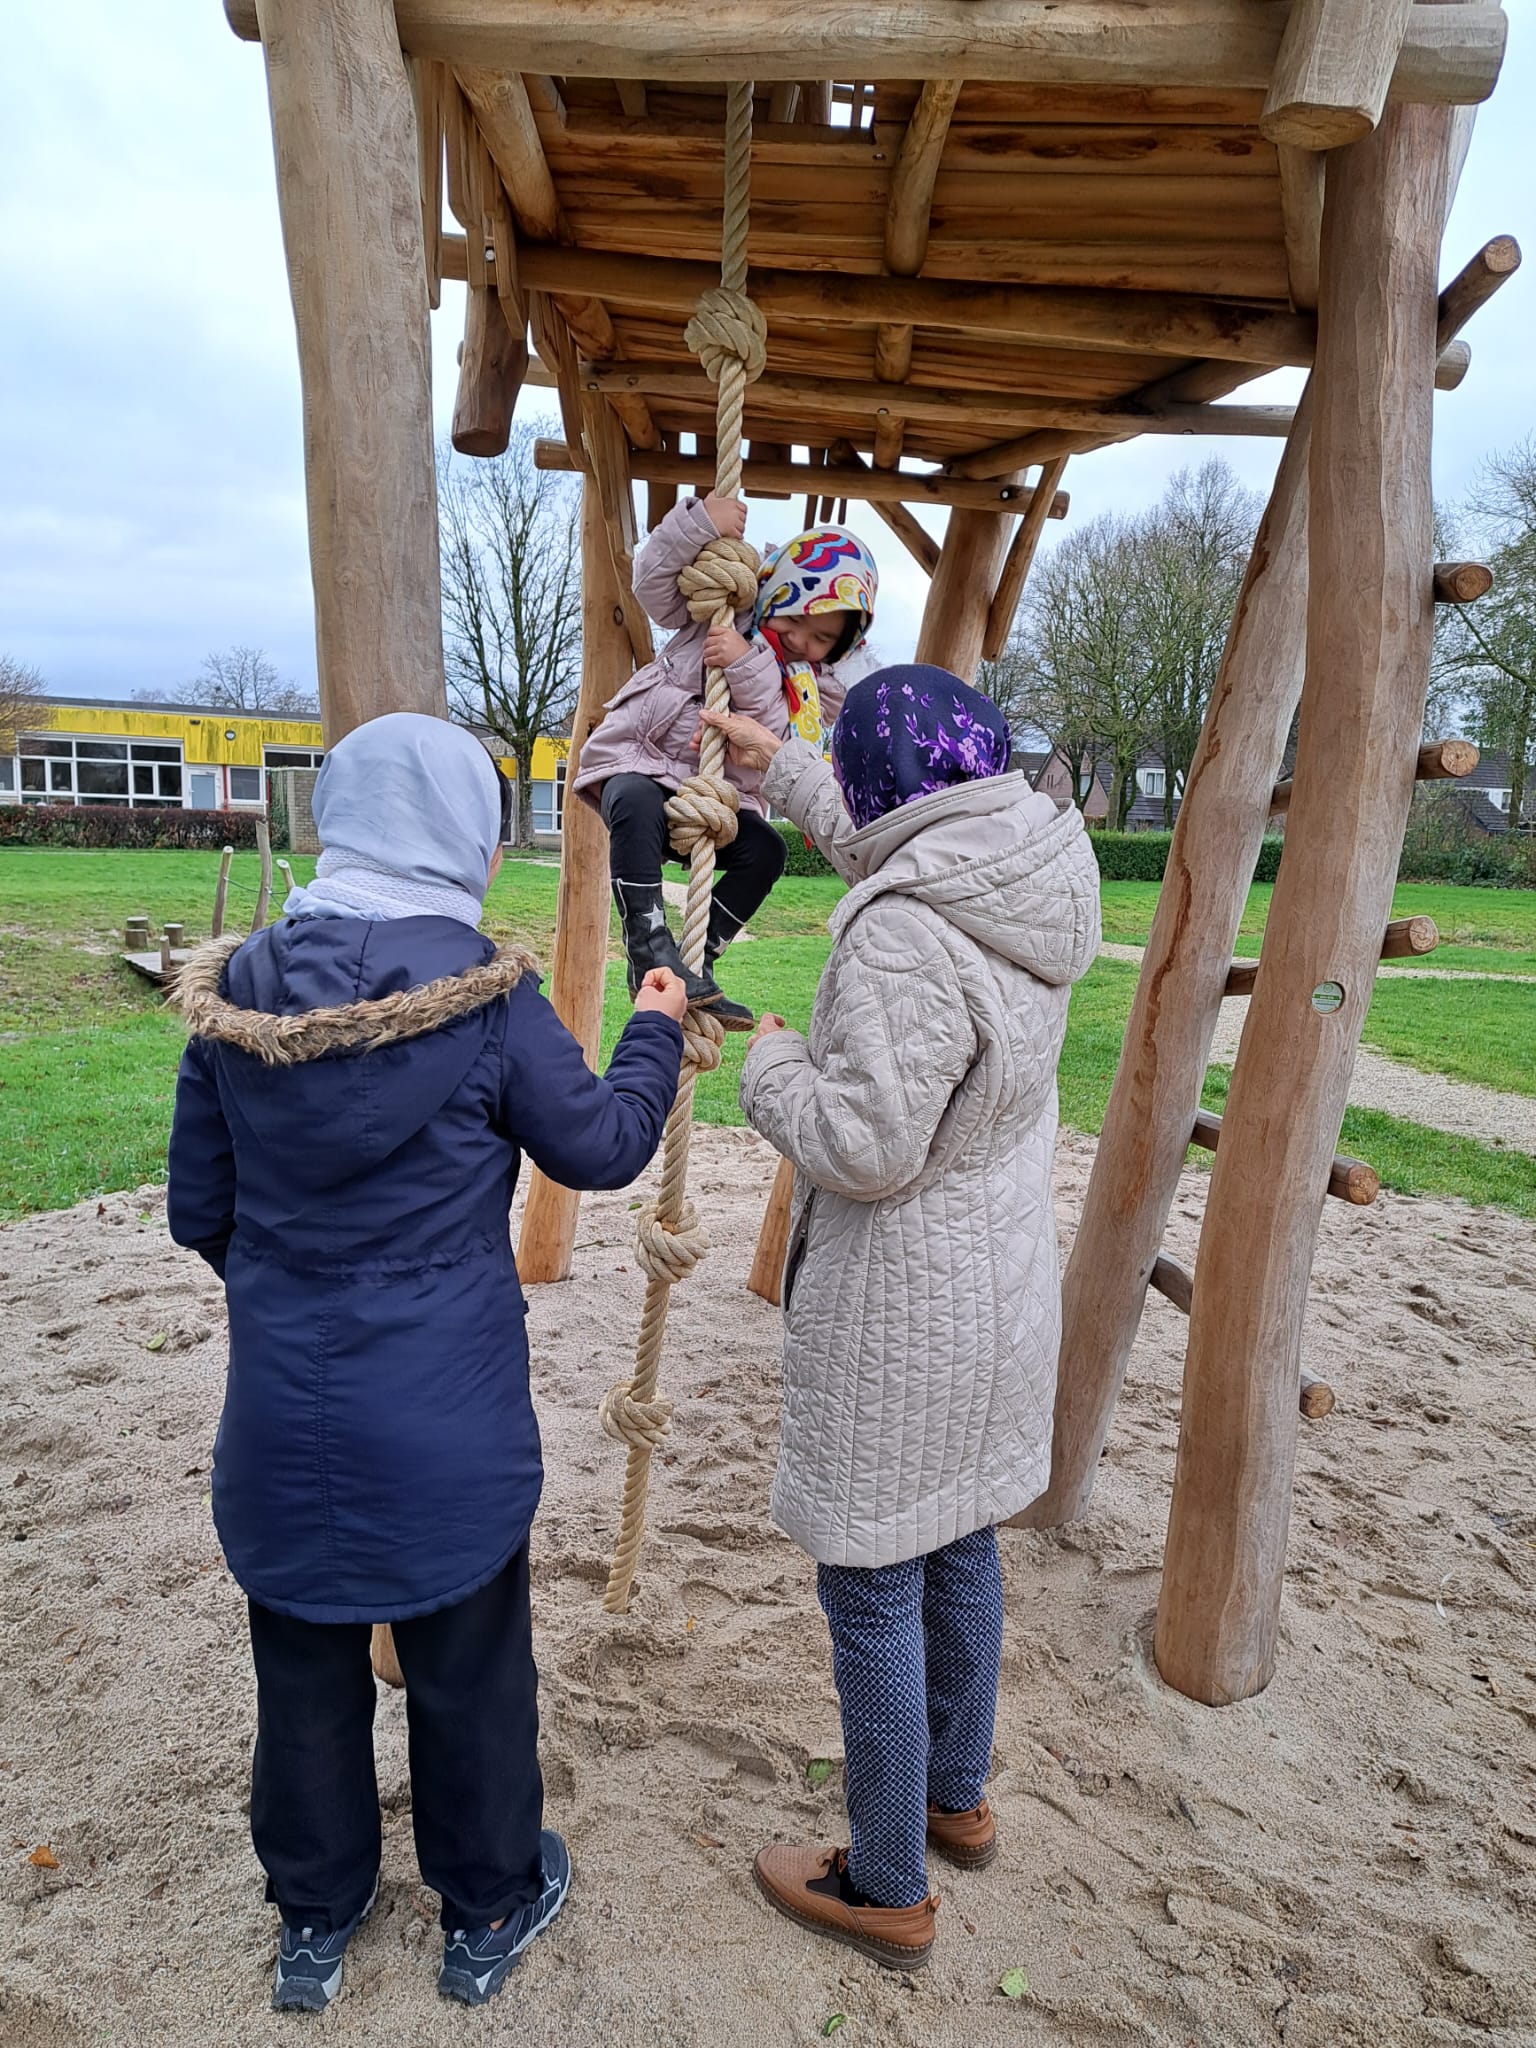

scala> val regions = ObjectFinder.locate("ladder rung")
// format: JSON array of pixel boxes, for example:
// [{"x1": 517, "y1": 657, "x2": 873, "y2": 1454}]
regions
[
  {"x1": 1432, "y1": 560, "x2": 1493, "y2": 604},
  {"x1": 1147, "y1": 1254, "x2": 1337, "y2": 1419},
  {"x1": 1222, "y1": 914, "x2": 1439, "y2": 997},
  {"x1": 1190, "y1": 1109, "x2": 1379, "y2": 1205},
  {"x1": 1271, "y1": 739, "x2": 1478, "y2": 815}
]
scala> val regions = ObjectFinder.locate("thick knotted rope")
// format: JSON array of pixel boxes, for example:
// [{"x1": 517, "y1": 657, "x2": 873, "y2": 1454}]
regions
[{"x1": 601, "y1": 79, "x2": 766, "y2": 1615}]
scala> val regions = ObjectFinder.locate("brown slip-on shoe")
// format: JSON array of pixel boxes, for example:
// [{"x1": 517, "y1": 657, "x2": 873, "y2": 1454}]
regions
[
  {"x1": 926, "y1": 1799, "x2": 998, "y2": 1869},
  {"x1": 752, "y1": 1845, "x2": 937, "y2": 1970}
]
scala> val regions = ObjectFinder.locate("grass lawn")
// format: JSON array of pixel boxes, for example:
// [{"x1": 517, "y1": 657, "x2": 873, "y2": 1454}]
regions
[
  {"x1": 2, "y1": 849, "x2": 1533, "y2": 1221},
  {"x1": 1099, "y1": 879, "x2": 1536, "y2": 976}
]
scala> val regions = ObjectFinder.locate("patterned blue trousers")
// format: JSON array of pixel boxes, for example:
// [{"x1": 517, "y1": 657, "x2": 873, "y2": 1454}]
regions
[{"x1": 816, "y1": 1526, "x2": 1004, "y2": 1908}]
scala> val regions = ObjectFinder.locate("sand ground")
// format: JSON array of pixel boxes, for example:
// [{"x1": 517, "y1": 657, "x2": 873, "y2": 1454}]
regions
[{"x1": 3, "y1": 1126, "x2": 1534, "y2": 2047}]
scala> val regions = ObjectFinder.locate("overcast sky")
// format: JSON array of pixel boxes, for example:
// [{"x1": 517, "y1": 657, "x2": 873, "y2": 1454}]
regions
[{"x1": 3, "y1": 4, "x2": 1532, "y2": 702}]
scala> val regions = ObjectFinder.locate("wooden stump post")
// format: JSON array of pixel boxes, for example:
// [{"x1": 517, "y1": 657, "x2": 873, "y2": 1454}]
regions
[
  {"x1": 746, "y1": 1155, "x2": 796, "y2": 1306},
  {"x1": 253, "y1": 0, "x2": 447, "y2": 740},
  {"x1": 517, "y1": 476, "x2": 636, "y2": 1282},
  {"x1": 914, "y1": 509, "x2": 1016, "y2": 681},
  {"x1": 1018, "y1": 392, "x2": 1313, "y2": 1530},
  {"x1": 1154, "y1": 102, "x2": 1451, "y2": 1706}
]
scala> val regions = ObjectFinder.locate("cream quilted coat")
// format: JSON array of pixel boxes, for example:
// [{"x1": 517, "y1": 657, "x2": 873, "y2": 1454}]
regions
[{"x1": 740, "y1": 740, "x2": 1101, "y2": 1568}]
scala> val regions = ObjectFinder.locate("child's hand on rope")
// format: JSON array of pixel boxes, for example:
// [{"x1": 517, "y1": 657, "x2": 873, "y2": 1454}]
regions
[
  {"x1": 696, "y1": 707, "x2": 782, "y2": 771},
  {"x1": 703, "y1": 623, "x2": 752, "y2": 672},
  {"x1": 703, "y1": 493, "x2": 748, "y2": 540},
  {"x1": 747, "y1": 1013, "x2": 786, "y2": 1049},
  {"x1": 634, "y1": 967, "x2": 689, "y2": 1023}
]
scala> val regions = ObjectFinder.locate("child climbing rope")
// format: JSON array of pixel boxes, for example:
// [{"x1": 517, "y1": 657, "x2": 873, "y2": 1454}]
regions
[
  {"x1": 572, "y1": 499, "x2": 879, "y2": 1030},
  {"x1": 165, "y1": 713, "x2": 686, "y2": 2012}
]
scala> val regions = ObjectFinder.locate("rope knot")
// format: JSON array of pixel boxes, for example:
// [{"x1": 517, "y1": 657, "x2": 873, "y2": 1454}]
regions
[
  {"x1": 666, "y1": 773, "x2": 739, "y2": 860},
  {"x1": 681, "y1": 1007, "x2": 726, "y2": 1076},
  {"x1": 685, "y1": 286, "x2": 768, "y2": 387},
  {"x1": 634, "y1": 1197, "x2": 710, "y2": 1285},
  {"x1": 677, "y1": 537, "x2": 760, "y2": 624},
  {"x1": 599, "y1": 1378, "x2": 674, "y2": 1451}
]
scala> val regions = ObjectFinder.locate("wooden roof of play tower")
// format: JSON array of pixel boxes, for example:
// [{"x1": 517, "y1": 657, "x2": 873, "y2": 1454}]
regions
[{"x1": 226, "y1": 2, "x2": 1508, "y2": 497}]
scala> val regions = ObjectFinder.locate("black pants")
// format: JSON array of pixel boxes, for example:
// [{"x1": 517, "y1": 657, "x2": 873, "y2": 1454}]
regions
[
  {"x1": 600, "y1": 773, "x2": 787, "y2": 928},
  {"x1": 247, "y1": 1547, "x2": 543, "y2": 1933}
]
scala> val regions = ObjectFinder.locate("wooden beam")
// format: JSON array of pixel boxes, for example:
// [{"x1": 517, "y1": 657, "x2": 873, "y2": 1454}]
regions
[
  {"x1": 516, "y1": 244, "x2": 1317, "y2": 370},
  {"x1": 885, "y1": 79, "x2": 961, "y2": 276},
  {"x1": 1435, "y1": 337, "x2": 1471, "y2": 388},
  {"x1": 407, "y1": 57, "x2": 446, "y2": 311},
  {"x1": 747, "y1": 1156, "x2": 796, "y2": 1305},
  {"x1": 1270, "y1": 735, "x2": 1477, "y2": 813},
  {"x1": 1275, "y1": 145, "x2": 1324, "y2": 310},
  {"x1": 518, "y1": 478, "x2": 636, "y2": 1283},
  {"x1": 1433, "y1": 560, "x2": 1493, "y2": 603},
  {"x1": 1156, "y1": 102, "x2": 1454, "y2": 1708},
  {"x1": 580, "y1": 393, "x2": 654, "y2": 666},
  {"x1": 452, "y1": 282, "x2": 528, "y2": 457},
  {"x1": 829, "y1": 440, "x2": 940, "y2": 573},
  {"x1": 1436, "y1": 233, "x2": 1522, "y2": 346},
  {"x1": 534, "y1": 437, "x2": 1059, "y2": 512},
  {"x1": 1224, "y1": 914, "x2": 1439, "y2": 996},
  {"x1": 1152, "y1": 1256, "x2": 1335, "y2": 1417},
  {"x1": 251, "y1": 0, "x2": 445, "y2": 742},
  {"x1": 915, "y1": 509, "x2": 1014, "y2": 681},
  {"x1": 1188, "y1": 1109, "x2": 1379, "y2": 1206},
  {"x1": 1019, "y1": 389, "x2": 1315, "y2": 1537},
  {"x1": 1299, "y1": 1370, "x2": 1336, "y2": 1420},
  {"x1": 1261, "y1": 0, "x2": 1416, "y2": 150},
  {"x1": 222, "y1": 2, "x2": 1509, "y2": 109},
  {"x1": 982, "y1": 456, "x2": 1070, "y2": 662}
]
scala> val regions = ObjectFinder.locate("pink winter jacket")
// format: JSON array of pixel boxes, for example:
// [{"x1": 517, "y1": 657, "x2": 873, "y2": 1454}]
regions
[{"x1": 572, "y1": 498, "x2": 852, "y2": 818}]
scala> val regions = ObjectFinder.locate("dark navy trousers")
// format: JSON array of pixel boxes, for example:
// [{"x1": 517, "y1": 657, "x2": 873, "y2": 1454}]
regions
[{"x1": 247, "y1": 1546, "x2": 544, "y2": 1933}]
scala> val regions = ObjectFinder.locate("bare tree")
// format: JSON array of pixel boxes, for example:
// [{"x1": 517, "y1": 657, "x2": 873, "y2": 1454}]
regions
[
  {"x1": 1434, "y1": 437, "x2": 1536, "y2": 828},
  {"x1": 439, "y1": 425, "x2": 582, "y2": 847},
  {"x1": 0, "y1": 655, "x2": 45, "y2": 754},
  {"x1": 140, "y1": 647, "x2": 319, "y2": 717}
]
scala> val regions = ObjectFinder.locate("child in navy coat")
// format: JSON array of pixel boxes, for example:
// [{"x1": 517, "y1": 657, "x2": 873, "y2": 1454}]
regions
[{"x1": 167, "y1": 712, "x2": 685, "y2": 2011}]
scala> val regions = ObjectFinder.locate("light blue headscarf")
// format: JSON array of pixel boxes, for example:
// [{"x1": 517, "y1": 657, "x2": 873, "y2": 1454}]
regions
[{"x1": 283, "y1": 712, "x2": 501, "y2": 927}]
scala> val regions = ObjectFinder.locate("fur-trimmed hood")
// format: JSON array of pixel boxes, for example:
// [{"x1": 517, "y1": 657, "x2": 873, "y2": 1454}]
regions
[
  {"x1": 170, "y1": 917, "x2": 542, "y2": 1193},
  {"x1": 172, "y1": 931, "x2": 539, "y2": 1068}
]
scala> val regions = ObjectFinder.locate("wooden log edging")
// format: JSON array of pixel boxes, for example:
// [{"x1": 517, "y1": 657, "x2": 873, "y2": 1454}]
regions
[
  {"x1": 1149, "y1": 1255, "x2": 1337, "y2": 1418},
  {"x1": 1189, "y1": 1108, "x2": 1379, "y2": 1206}
]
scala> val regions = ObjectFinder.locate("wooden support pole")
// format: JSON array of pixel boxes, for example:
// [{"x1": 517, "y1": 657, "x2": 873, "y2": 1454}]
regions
[
  {"x1": 1436, "y1": 233, "x2": 1521, "y2": 347},
  {"x1": 534, "y1": 438, "x2": 1059, "y2": 513},
  {"x1": 1433, "y1": 560, "x2": 1493, "y2": 603},
  {"x1": 1276, "y1": 145, "x2": 1324, "y2": 310},
  {"x1": 1019, "y1": 392, "x2": 1315, "y2": 1536},
  {"x1": 517, "y1": 478, "x2": 636, "y2": 1283},
  {"x1": 1270, "y1": 735, "x2": 1477, "y2": 813},
  {"x1": 829, "y1": 440, "x2": 939, "y2": 573},
  {"x1": 452, "y1": 282, "x2": 528, "y2": 457},
  {"x1": 222, "y1": 2, "x2": 1509, "y2": 109},
  {"x1": 1155, "y1": 102, "x2": 1453, "y2": 1707},
  {"x1": 252, "y1": 0, "x2": 446, "y2": 740},
  {"x1": 250, "y1": 818, "x2": 273, "y2": 935},
  {"x1": 915, "y1": 510, "x2": 1015, "y2": 682},
  {"x1": 747, "y1": 1156, "x2": 797, "y2": 1306},
  {"x1": 211, "y1": 847, "x2": 233, "y2": 941},
  {"x1": 1188, "y1": 1109, "x2": 1379, "y2": 1206},
  {"x1": 1260, "y1": 0, "x2": 1416, "y2": 151},
  {"x1": 982, "y1": 457, "x2": 1070, "y2": 662}
]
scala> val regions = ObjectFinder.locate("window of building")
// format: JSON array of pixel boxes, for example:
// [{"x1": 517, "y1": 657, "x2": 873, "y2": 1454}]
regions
[
  {"x1": 531, "y1": 764, "x2": 566, "y2": 835},
  {"x1": 228, "y1": 766, "x2": 264, "y2": 804},
  {"x1": 0, "y1": 758, "x2": 13, "y2": 793},
  {"x1": 14, "y1": 734, "x2": 184, "y2": 806},
  {"x1": 264, "y1": 746, "x2": 325, "y2": 771},
  {"x1": 1136, "y1": 767, "x2": 1167, "y2": 800},
  {"x1": 1488, "y1": 788, "x2": 1512, "y2": 812}
]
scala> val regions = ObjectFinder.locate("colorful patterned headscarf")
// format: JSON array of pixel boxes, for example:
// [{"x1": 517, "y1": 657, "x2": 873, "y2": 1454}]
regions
[
  {"x1": 753, "y1": 526, "x2": 879, "y2": 656},
  {"x1": 831, "y1": 666, "x2": 1014, "y2": 832}
]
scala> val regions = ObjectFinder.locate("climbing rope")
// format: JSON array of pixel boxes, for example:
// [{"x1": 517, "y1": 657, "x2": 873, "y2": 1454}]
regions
[{"x1": 600, "y1": 80, "x2": 767, "y2": 1614}]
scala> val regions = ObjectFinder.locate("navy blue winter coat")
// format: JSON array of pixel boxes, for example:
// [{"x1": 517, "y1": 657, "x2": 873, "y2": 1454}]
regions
[{"x1": 166, "y1": 915, "x2": 681, "y2": 1625}]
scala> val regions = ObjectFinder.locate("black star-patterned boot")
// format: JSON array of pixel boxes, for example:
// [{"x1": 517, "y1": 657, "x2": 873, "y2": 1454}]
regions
[
  {"x1": 611, "y1": 881, "x2": 754, "y2": 1031},
  {"x1": 703, "y1": 898, "x2": 758, "y2": 1033}
]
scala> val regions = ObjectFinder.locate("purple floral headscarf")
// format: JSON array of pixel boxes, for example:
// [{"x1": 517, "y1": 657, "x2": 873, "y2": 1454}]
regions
[{"x1": 830, "y1": 665, "x2": 1013, "y2": 831}]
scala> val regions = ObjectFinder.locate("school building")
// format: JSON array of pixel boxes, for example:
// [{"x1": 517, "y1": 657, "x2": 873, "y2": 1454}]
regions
[{"x1": 2, "y1": 697, "x2": 570, "y2": 835}]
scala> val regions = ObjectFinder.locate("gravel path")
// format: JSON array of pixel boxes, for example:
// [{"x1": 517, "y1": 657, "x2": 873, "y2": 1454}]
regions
[{"x1": 1099, "y1": 942, "x2": 1536, "y2": 1155}]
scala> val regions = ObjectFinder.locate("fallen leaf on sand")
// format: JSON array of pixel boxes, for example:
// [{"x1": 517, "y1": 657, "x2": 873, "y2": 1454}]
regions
[
  {"x1": 998, "y1": 1967, "x2": 1029, "y2": 1999},
  {"x1": 146, "y1": 1333, "x2": 167, "y2": 1353},
  {"x1": 29, "y1": 1846, "x2": 59, "y2": 1870}
]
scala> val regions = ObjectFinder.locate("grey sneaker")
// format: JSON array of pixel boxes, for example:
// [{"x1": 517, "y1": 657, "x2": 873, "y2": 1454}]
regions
[
  {"x1": 272, "y1": 1877, "x2": 378, "y2": 2012},
  {"x1": 438, "y1": 1831, "x2": 570, "y2": 2006}
]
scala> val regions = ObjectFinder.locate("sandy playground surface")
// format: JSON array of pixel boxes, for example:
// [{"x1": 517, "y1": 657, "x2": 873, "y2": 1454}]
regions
[{"x1": 2, "y1": 1125, "x2": 1535, "y2": 2047}]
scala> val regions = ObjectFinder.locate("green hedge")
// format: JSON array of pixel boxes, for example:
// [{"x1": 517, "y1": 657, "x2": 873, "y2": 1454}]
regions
[
  {"x1": 1397, "y1": 842, "x2": 1536, "y2": 888},
  {"x1": 1086, "y1": 830, "x2": 1284, "y2": 883},
  {"x1": 772, "y1": 818, "x2": 835, "y2": 876},
  {"x1": 0, "y1": 805, "x2": 267, "y2": 850}
]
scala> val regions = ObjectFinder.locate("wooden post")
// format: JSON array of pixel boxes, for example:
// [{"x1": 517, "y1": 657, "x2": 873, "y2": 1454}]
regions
[
  {"x1": 452, "y1": 283, "x2": 528, "y2": 457},
  {"x1": 517, "y1": 478, "x2": 635, "y2": 1283},
  {"x1": 914, "y1": 510, "x2": 1015, "y2": 681},
  {"x1": 250, "y1": 818, "x2": 273, "y2": 934},
  {"x1": 252, "y1": 0, "x2": 447, "y2": 742},
  {"x1": 1155, "y1": 103, "x2": 1451, "y2": 1706},
  {"x1": 982, "y1": 457, "x2": 1070, "y2": 662},
  {"x1": 747, "y1": 1156, "x2": 796, "y2": 1306},
  {"x1": 210, "y1": 848, "x2": 233, "y2": 940},
  {"x1": 1018, "y1": 394, "x2": 1314, "y2": 1532}
]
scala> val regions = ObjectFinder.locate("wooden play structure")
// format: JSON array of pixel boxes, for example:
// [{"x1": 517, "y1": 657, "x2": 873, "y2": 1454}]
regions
[
  {"x1": 121, "y1": 822, "x2": 277, "y2": 984},
  {"x1": 224, "y1": 0, "x2": 1516, "y2": 1703}
]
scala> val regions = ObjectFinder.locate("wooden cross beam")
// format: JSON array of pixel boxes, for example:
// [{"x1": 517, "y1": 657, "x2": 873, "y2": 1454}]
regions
[
  {"x1": 874, "y1": 78, "x2": 962, "y2": 415},
  {"x1": 1261, "y1": 0, "x2": 1417, "y2": 150}
]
